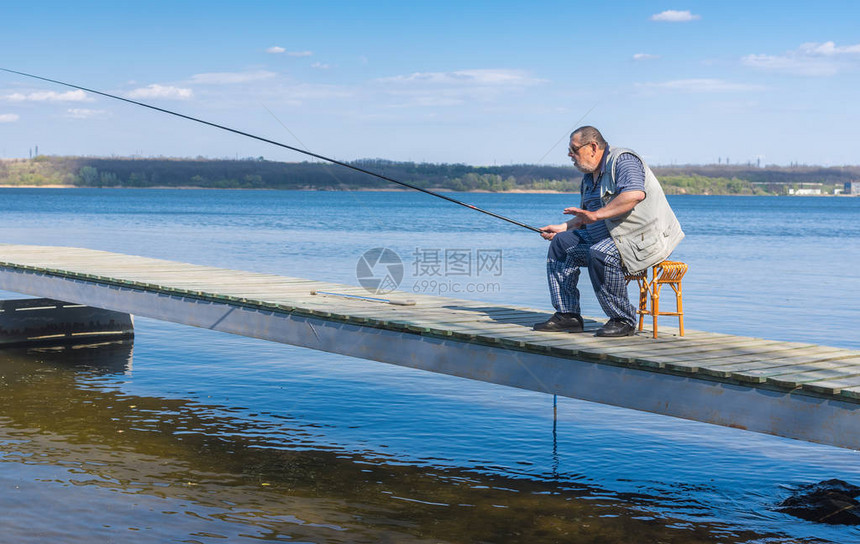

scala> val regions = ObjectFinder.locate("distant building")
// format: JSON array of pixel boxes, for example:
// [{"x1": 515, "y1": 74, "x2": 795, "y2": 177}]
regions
[
  {"x1": 789, "y1": 188, "x2": 822, "y2": 196},
  {"x1": 845, "y1": 181, "x2": 860, "y2": 196},
  {"x1": 788, "y1": 182, "x2": 823, "y2": 196}
]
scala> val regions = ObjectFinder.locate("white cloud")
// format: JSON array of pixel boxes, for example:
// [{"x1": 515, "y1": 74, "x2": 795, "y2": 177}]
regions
[
  {"x1": 384, "y1": 93, "x2": 466, "y2": 108},
  {"x1": 266, "y1": 46, "x2": 286, "y2": 54},
  {"x1": 0, "y1": 113, "x2": 19, "y2": 123},
  {"x1": 376, "y1": 69, "x2": 546, "y2": 108},
  {"x1": 742, "y1": 41, "x2": 860, "y2": 76},
  {"x1": 126, "y1": 84, "x2": 193, "y2": 100},
  {"x1": 66, "y1": 108, "x2": 108, "y2": 119},
  {"x1": 378, "y1": 69, "x2": 545, "y2": 87},
  {"x1": 311, "y1": 62, "x2": 330, "y2": 70},
  {"x1": 637, "y1": 78, "x2": 765, "y2": 92},
  {"x1": 279, "y1": 84, "x2": 352, "y2": 100},
  {"x1": 805, "y1": 42, "x2": 860, "y2": 55},
  {"x1": 2, "y1": 89, "x2": 91, "y2": 102},
  {"x1": 287, "y1": 50, "x2": 313, "y2": 57},
  {"x1": 742, "y1": 53, "x2": 835, "y2": 76},
  {"x1": 633, "y1": 53, "x2": 660, "y2": 61},
  {"x1": 255, "y1": 83, "x2": 354, "y2": 107},
  {"x1": 190, "y1": 70, "x2": 276, "y2": 84},
  {"x1": 650, "y1": 10, "x2": 700, "y2": 22}
]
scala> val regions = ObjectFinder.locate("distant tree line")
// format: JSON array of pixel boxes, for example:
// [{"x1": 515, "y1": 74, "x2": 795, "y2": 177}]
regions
[
  {"x1": 0, "y1": 156, "x2": 582, "y2": 191},
  {"x1": 0, "y1": 156, "x2": 857, "y2": 195}
]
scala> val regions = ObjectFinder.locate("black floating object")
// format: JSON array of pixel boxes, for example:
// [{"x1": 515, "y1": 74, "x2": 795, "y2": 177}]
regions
[{"x1": 778, "y1": 479, "x2": 860, "y2": 525}]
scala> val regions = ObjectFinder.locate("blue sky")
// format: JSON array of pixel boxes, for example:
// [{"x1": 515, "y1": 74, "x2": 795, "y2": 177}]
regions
[{"x1": 1, "y1": 0, "x2": 858, "y2": 166}]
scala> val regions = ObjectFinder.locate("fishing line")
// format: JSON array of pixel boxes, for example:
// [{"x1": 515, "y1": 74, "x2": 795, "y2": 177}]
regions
[
  {"x1": 261, "y1": 103, "x2": 363, "y2": 205},
  {"x1": 533, "y1": 101, "x2": 599, "y2": 165},
  {"x1": 1, "y1": 67, "x2": 543, "y2": 233}
]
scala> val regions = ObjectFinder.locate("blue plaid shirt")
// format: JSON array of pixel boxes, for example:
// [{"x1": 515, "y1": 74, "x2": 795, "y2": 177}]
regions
[{"x1": 577, "y1": 146, "x2": 646, "y2": 241}]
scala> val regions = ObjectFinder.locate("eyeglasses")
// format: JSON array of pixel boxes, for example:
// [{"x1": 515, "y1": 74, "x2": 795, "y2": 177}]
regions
[{"x1": 568, "y1": 141, "x2": 593, "y2": 154}]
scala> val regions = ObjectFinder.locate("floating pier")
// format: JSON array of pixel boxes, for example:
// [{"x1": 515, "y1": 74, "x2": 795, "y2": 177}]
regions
[
  {"x1": 0, "y1": 297, "x2": 132, "y2": 346},
  {"x1": 0, "y1": 244, "x2": 858, "y2": 449}
]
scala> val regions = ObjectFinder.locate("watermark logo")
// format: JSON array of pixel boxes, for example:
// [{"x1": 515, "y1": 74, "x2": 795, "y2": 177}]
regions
[
  {"x1": 357, "y1": 247, "x2": 503, "y2": 296},
  {"x1": 356, "y1": 247, "x2": 404, "y2": 294},
  {"x1": 412, "y1": 248, "x2": 502, "y2": 277}
]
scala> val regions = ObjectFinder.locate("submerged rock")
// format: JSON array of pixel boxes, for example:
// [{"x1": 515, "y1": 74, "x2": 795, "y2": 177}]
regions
[{"x1": 778, "y1": 479, "x2": 860, "y2": 525}]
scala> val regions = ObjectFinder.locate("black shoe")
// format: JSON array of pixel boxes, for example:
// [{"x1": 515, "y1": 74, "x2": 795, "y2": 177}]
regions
[
  {"x1": 533, "y1": 312, "x2": 584, "y2": 332},
  {"x1": 595, "y1": 318, "x2": 636, "y2": 337}
]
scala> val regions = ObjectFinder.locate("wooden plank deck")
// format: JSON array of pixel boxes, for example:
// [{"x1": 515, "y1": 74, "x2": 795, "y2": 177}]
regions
[{"x1": 1, "y1": 243, "x2": 858, "y2": 449}]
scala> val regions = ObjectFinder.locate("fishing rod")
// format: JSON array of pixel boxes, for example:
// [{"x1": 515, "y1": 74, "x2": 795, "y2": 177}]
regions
[{"x1": 0, "y1": 68, "x2": 543, "y2": 233}]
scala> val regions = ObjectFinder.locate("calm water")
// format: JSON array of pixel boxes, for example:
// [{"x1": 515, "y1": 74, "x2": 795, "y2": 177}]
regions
[{"x1": 0, "y1": 189, "x2": 859, "y2": 543}]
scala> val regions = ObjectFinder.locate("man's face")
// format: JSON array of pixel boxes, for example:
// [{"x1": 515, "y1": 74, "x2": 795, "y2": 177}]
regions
[{"x1": 568, "y1": 135, "x2": 601, "y2": 174}]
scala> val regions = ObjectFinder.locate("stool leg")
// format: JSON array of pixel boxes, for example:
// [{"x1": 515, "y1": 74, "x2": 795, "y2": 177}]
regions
[
  {"x1": 651, "y1": 285, "x2": 660, "y2": 339},
  {"x1": 676, "y1": 284, "x2": 684, "y2": 337},
  {"x1": 637, "y1": 279, "x2": 647, "y2": 331}
]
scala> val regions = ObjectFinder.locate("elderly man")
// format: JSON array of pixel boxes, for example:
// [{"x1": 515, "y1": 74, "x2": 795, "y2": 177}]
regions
[{"x1": 534, "y1": 126, "x2": 684, "y2": 337}]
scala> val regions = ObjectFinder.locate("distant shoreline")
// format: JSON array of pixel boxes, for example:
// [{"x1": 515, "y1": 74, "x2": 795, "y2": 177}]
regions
[
  {"x1": 0, "y1": 184, "x2": 569, "y2": 193},
  {"x1": 1, "y1": 184, "x2": 856, "y2": 196},
  {"x1": 4, "y1": 156, "x2": 856, "y2": 196}
]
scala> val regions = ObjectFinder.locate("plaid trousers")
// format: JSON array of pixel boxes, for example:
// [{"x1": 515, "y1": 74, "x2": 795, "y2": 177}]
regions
[{"x1": 546, "y1": 229, "x2": 636, "y2": 325}]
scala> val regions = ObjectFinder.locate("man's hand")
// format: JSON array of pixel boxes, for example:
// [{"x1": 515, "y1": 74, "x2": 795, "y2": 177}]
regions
[
  {"x1": 564, "y1": 191, "x2": 646, "y2": 226},
  {"x1": 563, "y1": 206, "x2": 597, "y2": 225},
  {"x1": 539, "y1": 223, "x2": 567, "y2": 241}
]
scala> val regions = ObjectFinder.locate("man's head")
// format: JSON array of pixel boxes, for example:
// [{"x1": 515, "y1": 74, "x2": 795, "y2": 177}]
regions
[{"x1": 568, "y1": 126, "x2": 607, "y2": 174}]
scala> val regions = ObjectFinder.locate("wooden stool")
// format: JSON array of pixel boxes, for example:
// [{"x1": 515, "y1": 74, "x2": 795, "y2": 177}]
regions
[{"x1": 625, "y1": 260, "x2": 687, "y2": 338}]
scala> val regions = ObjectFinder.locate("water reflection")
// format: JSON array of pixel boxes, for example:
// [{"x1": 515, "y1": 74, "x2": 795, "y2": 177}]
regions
[{"x1": 0, "y1": 341, "x2": 780, "y2": 543}]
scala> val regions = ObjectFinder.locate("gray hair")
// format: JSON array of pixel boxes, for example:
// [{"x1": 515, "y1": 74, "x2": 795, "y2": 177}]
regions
[{"x1": 570, "y1": 126, "x2": 607, "y2": 149}]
